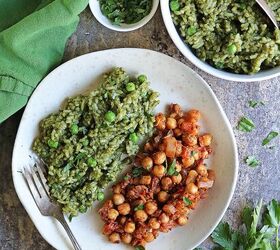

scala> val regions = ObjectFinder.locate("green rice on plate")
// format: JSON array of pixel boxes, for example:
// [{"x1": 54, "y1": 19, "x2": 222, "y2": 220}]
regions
[{"x1": 33, "y1": 68, "x2": 159, "y2": 217}]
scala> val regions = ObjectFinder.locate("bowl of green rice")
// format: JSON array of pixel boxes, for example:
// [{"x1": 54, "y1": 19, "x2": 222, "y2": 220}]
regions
[{"x1": 161, "y1": 0, "x2": 280, "y2": 82}]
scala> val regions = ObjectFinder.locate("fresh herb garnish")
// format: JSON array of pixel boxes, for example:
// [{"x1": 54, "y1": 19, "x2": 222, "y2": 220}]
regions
[
  {"x1": 135, "y1": 246, "x2": 145, "y2": 250},
  {"x1": 245, "y1": 156, "x2": 260, "y2": 168},
  {"x1": 237, "y1": 116, "x2": 255, "y2": 132},
  {"x1": 183, "y1": 197, "x2": 192, "y2": 206},
  {"x1": 249, "y1": 100, "x2": 265, "y2": 108},
  {"x1": 262, "y1": 131, "x2": 279, "y2": 146},
  {"x1": 132, "y1": 167, "x2": 146, "y2": 177},
  {"x1": 212, "y1": 200, "x2": 280, "y2": 249},
  {"x1": 99, "y1": 0, "x2": 153, "y2": 25},
  {"x1": 167, "y1": 159, "x2": 178, "y2": 176},
  {"x1": 134, "y1": 204, "x2": 144, "y2": 211}
]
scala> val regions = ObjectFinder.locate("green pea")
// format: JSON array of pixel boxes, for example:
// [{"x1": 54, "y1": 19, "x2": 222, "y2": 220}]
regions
[
  {"x1": 187, "y1": 26, "x2": 197, "y2": 36},
  {"x1": 170, "y1": 1, "x2": 180, "y2": 11},
  {"x1": 126, "y1": 82, "x2": 136, "y2": 92},
  {"x1": 82, "y1": 139, "x2": 89, "y2": 146},
  {"x1": 129, "y1": 133, "x2": 139, "y2": 144},
  {"x1": 70, "y1": 124, "x2": 79, "y2": 135},
  {"x1": 48, "y1": 139, "x2": 58, "y2": 149},
  {"x1": 137, "y1": 74, "x2": 147, "y2": 83},
  {"x1": 228, "y1": 44, "x2": 237, "y2": 55},
  {"x1": 97, "y1": 192, "x2": 105, "y2": 201},
  {"x1": 87, "y1": 157, "x2": 97, "y2": 167},
  {"x1": 105, "y1": 111, "x2": 116, "y2": 122}
]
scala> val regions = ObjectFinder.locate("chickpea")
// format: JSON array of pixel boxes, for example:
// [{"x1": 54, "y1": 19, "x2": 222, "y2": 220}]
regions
[
  {"x1": 186, "y1": 170, "x2": 198, "y2": 184},
  {"x1": 177, "y1": 118, "x2": 185, "y2": 126},
  {"x1": 166, "y1": 117, "x2": 177, "y2": 129},
  {"x1": 124, "y1": 221, "x2": 136, "y2": 233},
  {"x1": 155, "y1": 113, "x2": 166, "y2": 130},
  {"x1": 108, "y1": 209, "x2": 119, "y2": 221},
  {"x1": 109, "y1": 233, "x2": 121, "y2": 243},
  {"x1": 158, "y1": 143, "x2": 166, "y2": 152},
  {"x1": 207, "y1": 169, "x2": 215, "y2": 181},
  {"x1": 186, "y1": 183, "x2": 198, "y2": 194},
  {"x1": 175, "y1": 141, "x2": 183, "y2": 157},
  {"x1": 182, "y1": 156, "x2": 195, "y2": 168},
  {"x1": 196, "y1": 164, "x2": 208, "y2": 177},
  {"x1": 163, "y1": 204, "x2": 176, "y2": 215},
  {"x1": 177, "y1": 216, "x2": 188, "y2": 226},
  {"x1": 171, "y1": 173, "x2": 182, "y2": 184},
  {"x1": 186, "y1": 109, "x2": 201, "y2": 121},
  {"x1": 144, "y1": 232, "x2": 155, "y2": 242},
  {"x1": 182, "y1": 134, "x2": 197, "y2": 147},
  {"x1": 118, "y1": 203, "x2": 131, "y2": 215},
  {"x1": 200, "y1": 149, "x2": 209, "y2": 159},
  {"x1": 158, "y1": 191, "x2": 169, "y2": 202},
  {"x1": 145, "y1": 201, "x2": 158, "y2": 215},
  {"x1": 159, "y1": 213, "x2": 170, "y2": 224},
  {"x1": 121, "y1": 233, "x2": 132, "y2": 244},
  {"x1": 142, "y1": 156, "x2": 153, "y2": 169},
  {"x1": 134, "y1": 210, "x2": 148, "y2": 222},
  {"x1": 199, "y1": 133, "x2": 212, "y2": 147},
  {"x1": 119, "y1": 216, "x2": 127, "y2": 225},
  {"x1": 149, "y1": 218, "x2": 160, "y2": 229},
  {"x1": 153, "y1": 151, "x2": 166, "y2": 165},
  {"x1": 173, "y1": 128, "x2": 183, "y2": 137},
  {"x1": 175, "y1": 163, "x2": 182, "y2": 172},
  {"x1": 161, "y1": 177, "x2": 173, "y2": 190},
  {"x1": 139, "y1": 175, "x2": 152, "y2": 185},
  {"x1": 152, "y1": 165, "x2": 165, "y2": 178},
  {"x1": 113, "y1": 194, "x2": 125, "y2": 205},
  {"x1": 169, "y1": 112, "x2": 178, "y2": 119},
  {"x1": 112, "y1": 184, "x2": 121, "y2": 194},
  {"x1": 170, "y1": 103, "x2": 181, "y2": 114},
  {"x1": 144, "y1": 142, "x2": 153, "y2": 152}
]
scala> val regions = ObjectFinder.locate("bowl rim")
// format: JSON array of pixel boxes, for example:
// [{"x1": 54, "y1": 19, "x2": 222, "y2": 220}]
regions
[
  {"x1": 161, "y1": 1, "x2": 280, "y2": 82},
  {"x1": 89, "y1": 0, "x2": 159, "y2": 32}
]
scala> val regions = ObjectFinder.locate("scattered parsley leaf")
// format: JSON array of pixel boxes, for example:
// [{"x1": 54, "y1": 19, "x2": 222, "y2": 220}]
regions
[
  {"x1": 265, "y1": 199, "x2": 280, "y2": 228},
  {"x1": 249, "y1": 100, "x2": 265, "y2": 108},
  {"x1": 167, "y1": 159, "x2": 177, "y2": 176},
  {"x1": 237, "y1": 117, "x2": 255, "y2": 132},
  {"x1": 63, "y1": 162, "x2": 73, "y2": 172},
  {"x1": 68, "y1": 214, "x2": 73, "y2": 222},
  {"x1": 211, "y1": 222, "x2": 239, "y2": 249},
  {"x1": 183, "y1": 197, "x2": 192, "y2": 206},
  {"x1": 245, "y1": 156, "x2": 260, "y2": 168},
  {"x1": 262, "y1": 131, "x2": 279, "y2": 146},
  {"x1": 134, "y1": 204, "x2": 144, "y2": 211},
  {"x1": 123, "y1": 175, "x2": 130, "y2": 180}
]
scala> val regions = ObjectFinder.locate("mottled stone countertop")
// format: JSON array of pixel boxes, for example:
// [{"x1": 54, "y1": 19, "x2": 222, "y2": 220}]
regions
[{"x1": 0, "y1": 8, "x2": 279, "y2": 250}]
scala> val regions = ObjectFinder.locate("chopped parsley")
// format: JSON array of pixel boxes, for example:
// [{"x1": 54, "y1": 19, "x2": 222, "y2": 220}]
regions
[
  {"x1": 167, "y1": 159, "x2": 179, "y2": 176},
  {"x1": 183, "y1": 197, "x2": 192, "y2": 206},
  {"x1": 245, "y1": 156, "x2": 260, "y2": 168},
  {"x1": 262, "y1": 131, "x2": 279, "y2": 146},
  {"x1": 132, "y1": 166, "x2": 146, "y2": 177},
  {"x1": 248, "y1": 100, "x2": 265, "y2": 108},
  {"x1": 134, "y1": 204, "x2": 144, "y2": 211},
  {"x1": 237, "y1": 117, "x2": 255, "y2": 132}
]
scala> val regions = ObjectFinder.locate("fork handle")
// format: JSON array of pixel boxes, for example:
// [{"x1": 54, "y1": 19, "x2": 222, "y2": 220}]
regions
[{"x1": 56, "y1": 215, "x2": 82, "y2": 250}]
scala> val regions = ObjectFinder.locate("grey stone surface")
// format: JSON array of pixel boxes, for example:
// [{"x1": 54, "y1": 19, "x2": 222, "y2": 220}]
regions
[{"x1": 0, "y1": 7, "x2": 279, "y2": 250}]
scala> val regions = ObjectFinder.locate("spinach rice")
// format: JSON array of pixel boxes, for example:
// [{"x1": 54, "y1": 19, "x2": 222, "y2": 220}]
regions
[
  {"x1": 33, "y1": 68, "x2": 159, "y2": 217},
  {"x1": 171, "y1": 0, "x2": 280, "y2": 74}
]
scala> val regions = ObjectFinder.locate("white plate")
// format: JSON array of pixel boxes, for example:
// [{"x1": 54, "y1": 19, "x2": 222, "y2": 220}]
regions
[
  {"x1": 12, "y1": 48, "x2": 238, "y2": 250},
  {"x1": 161, "y1": 1, "x2": 280, "y2": 82}
]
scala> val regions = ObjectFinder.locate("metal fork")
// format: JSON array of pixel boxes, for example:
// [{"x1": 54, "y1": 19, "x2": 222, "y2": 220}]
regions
[{"x1": 22, "y1": 159, "x2": 82, "y2": 250}]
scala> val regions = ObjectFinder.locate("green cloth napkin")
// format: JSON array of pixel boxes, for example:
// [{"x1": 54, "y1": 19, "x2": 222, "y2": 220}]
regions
[{"x1": 0, "y1": 0, "x2": 88, "y2": 123}]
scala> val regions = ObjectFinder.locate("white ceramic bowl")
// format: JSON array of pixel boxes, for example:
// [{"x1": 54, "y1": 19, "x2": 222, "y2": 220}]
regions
[
  {"x1": 89, "y1": 0, "x2": 159, "y2": 32},
  {"x1": 161, "y1": 1, "x2": 280, "y2": 82}
]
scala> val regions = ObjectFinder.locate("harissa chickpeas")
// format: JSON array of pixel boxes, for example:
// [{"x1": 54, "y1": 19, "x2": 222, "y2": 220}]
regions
[{"x1": 99, "y1": 104, "x2": 215, "y2": 248}]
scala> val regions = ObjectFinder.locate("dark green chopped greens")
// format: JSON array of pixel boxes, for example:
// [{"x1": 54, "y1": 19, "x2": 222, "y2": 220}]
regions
[
  {"x1": 211, "y1": 200, "x2": 280, "y2": 250},
  {"x1": 245, "y1": 156, "x2": 260, "y2": 168},
  {"x1": 183, "y1": 197, "x2": 192, "y2": 206},
  {"x1": 99, "y1": 0, "x2": 153, "y2": 25},
  {"x1": 132, "y1": 166, "x2": 147, "y2": 177},
  {"x1": 262, "y1": 131, "x2": 279, "y2": 146},
  {"x1": 134, "y1": 204, "x2": 144, "y2": 211},
  {"x1": 167, "y1": 159, "x2": 179, "y2": 176},
  {"x1": 237, "y1": 117, "x2": 255, "y2": 132},
  {"x1": 135, "y1": 246, "x2": 145, "y2": 250},
  {"x1": 249, "y1": 100, "x2": 265, "y2": 108}
]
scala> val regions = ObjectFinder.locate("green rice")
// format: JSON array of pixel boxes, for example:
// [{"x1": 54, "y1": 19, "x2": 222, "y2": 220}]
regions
[
  {"x1": 171, "y1": 0, "x2": 280, "y2": 74},
  {"x1": 33, "y1": 68, "x2": 159, "y2": 217}
]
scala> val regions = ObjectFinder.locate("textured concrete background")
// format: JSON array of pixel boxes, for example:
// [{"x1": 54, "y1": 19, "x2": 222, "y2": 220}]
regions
[{"x1": 0, "y1": 8, "x2": 279, "y2": 250}]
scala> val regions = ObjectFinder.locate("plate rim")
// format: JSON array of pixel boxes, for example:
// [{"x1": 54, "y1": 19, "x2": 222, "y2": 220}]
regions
[{"x1": 12, "y1": 48, "x2": 239, "y2": 249}]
